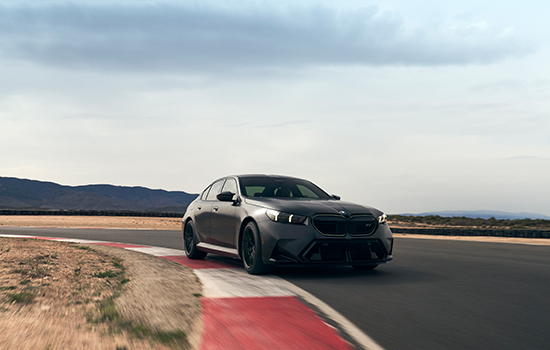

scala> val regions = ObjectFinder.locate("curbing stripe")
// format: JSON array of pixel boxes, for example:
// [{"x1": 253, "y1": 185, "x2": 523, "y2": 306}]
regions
[
  {"x1": 200, "y1": 296, "x2": 353, "y2": 350},
  {"x1": 89, "y1": 242, "x2": 148, "y2": 248},
  {"x1": 0, "y1": 234, "x2": 34, "y2": 238},
  {"x1": 163, "y1": 255, "x2": 238, "y2": 269},
  {"x1": 194, "y1": 269, "x2": 297, "y2": 298},
  {"x1": 48, "y1": 238, "x2": 111, "y2": 244},
  {"x1": 126, "y1": 246, "x2": 187, "y2": 256}
]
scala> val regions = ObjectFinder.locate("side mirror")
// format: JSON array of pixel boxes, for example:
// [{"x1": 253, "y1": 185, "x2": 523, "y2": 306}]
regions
[
  {"x1": 217, "y1": 191, "x2": 236, "y2": 202},
  {"x1": 331, "y1": 194, "x2": 341, "y2": 200}
]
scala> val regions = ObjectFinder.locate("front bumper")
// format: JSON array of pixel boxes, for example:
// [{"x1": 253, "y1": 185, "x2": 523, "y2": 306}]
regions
[{"x1": 257, "y1": 218, "x2": 394, "y2": 266}]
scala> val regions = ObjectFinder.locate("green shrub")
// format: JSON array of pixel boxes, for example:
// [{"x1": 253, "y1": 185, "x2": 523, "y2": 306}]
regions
[
  {"x1": 93, "y1": 270, "x2": 117, "y2": 278},
  {"x1": 8, "y1": 291, "x2": 35, "y2": 304}
]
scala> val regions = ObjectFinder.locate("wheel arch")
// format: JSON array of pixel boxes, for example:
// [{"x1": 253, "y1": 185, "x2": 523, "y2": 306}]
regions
[
  {"x1": 182, "y1": 217, "x2": 193, "y2": 236},
  {"x1": 238, "y1": 217, "x2": 257, "y2": 259}
]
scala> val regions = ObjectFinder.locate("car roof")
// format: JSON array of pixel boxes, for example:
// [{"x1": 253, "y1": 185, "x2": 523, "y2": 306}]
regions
[{"x1": 232, "y1": 174, "x2": 301, "y2": 179}]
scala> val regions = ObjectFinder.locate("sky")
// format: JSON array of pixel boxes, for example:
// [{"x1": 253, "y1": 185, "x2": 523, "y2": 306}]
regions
[{"x1": 1, "y1": 0, "x2": 549, "y2": 216}]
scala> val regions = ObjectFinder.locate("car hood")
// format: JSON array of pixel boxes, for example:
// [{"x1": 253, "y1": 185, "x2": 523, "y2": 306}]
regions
[{"x1": 243, "y1": 197, "x2": 383, "y2": 217}]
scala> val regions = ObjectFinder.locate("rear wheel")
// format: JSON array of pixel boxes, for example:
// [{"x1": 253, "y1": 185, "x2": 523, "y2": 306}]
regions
[
  {"x1": 184, "y1": 221, "x2": 207, "y2": 259},
  {"x1": 241, "y1": 222, "x2": 270, "y2": 275}
]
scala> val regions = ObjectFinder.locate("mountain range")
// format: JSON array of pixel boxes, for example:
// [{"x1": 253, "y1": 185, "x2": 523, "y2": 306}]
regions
[
  {"x1": 2, "y1": 176, "x2": 549, "y2": 219},
  {"x1": 0, "y1": 176, "x2": 198, "y2": 212}
]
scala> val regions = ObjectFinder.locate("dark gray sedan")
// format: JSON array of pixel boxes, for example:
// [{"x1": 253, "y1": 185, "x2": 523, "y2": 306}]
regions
[{"x1": 182, "y1": 174, "x2": 393, "y2": 274}]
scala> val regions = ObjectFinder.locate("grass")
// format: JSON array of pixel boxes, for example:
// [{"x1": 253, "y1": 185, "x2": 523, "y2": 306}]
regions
[
  {"x1": 129, "y1": 326, "x2": 188, "y2": 346},
  {"x1": 112, "y1": 258, "x2": 124, "y2": 270},
  {"x1": 75, "y1": 245, "x2": 95, "y2": 252},
  {"x1": 7, "y1": 291, "x2": 35, "y2": 304},
  {"x1": 93, "y1": 270, "x2": 118, "y2": 278},
  {"x1": 84, "y1": 260, "x2": 189, "y2": 349},
  {"x1": 1, "y1": 238, "x2": 191, "y2": 349},
  {"x1": 86, "y1": 294, "x2": 189, "y2": 348},
  {"x1": 0, "y1": 286, "x2": 17, "y2": 291},
  {"x1": 93, "y1": 257, "x2": 127, "y2": 278},
  {"x1": 34, "y1": 254, "x2": 58, "y2": 262},
  {"x1": 99, "y1": 298, "x2": 119, "y2": 322},
  {"x1": 28, "y1": 267, "x2": 49, "y2": 279}
]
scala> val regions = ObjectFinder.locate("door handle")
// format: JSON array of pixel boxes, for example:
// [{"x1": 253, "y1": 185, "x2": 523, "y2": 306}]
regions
[
  {"x1": 213, "y1": 206, "x2": 219, "y2": 211},
  {"x1": 197, "y1": 206, "x2": 202, "y2": 210}
]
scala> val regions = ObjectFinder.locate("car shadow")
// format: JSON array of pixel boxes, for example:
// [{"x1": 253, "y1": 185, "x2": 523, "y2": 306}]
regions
[
  {"x1": 203, "y1": 255, "x2": 243, "y2": 267},
  {"x1": 272, "y1": 264, "x2": 446, "y2": 286},
  {"x1": 201, "y1": 256, "x2": 445, "y2": 286}
]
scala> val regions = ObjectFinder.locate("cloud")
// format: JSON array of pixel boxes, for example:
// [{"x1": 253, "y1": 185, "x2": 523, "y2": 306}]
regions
[{"x1": 0, "y1": 2, "x2": 534, "y2": 74}]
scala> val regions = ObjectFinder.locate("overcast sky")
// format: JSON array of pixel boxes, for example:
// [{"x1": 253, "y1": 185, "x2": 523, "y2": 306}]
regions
[{"x1": 1, "y1": 0, "x2": 549, "y2": 216}]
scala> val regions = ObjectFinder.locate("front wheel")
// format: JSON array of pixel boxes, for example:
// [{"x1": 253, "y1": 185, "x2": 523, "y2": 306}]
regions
[
  {"x1": 184, "y1": 221, "x2": 207, "y2": 259},
  {"x1": 241, "y1": 222, "x2": 270, "y2": 275}
]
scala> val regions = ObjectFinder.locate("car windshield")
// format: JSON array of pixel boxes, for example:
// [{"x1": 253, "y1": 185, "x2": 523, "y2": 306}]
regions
[{"x1": 239, "y1": 177, "x2": 331, "y2": 200}]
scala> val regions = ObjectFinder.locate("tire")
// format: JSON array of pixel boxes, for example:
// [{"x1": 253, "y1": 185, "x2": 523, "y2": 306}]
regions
[
  {"x1": 241, "y1": 222, "x2": 270, "y2": 275},
  {"x1": 352, "y1": 264, "x2": 378, "y2": 271},
  {"x1": 184, "y1": 221, "x2": 207, "y2": 260}
]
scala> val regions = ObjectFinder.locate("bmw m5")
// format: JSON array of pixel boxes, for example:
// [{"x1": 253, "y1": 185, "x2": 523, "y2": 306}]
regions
[{"x1": 182, "y1": 175, "x2": 393, "y2": 274}]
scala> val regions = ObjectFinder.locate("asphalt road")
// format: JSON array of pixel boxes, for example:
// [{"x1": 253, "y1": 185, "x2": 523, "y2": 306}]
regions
[{"x1": 2, "y1": 227, "x2": 549, "y2": 350}]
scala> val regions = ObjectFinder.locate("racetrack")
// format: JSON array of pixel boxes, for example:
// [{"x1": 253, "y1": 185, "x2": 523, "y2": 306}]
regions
[{"x1": 2, "y1": 227, "x2": 549, "y2": 350}]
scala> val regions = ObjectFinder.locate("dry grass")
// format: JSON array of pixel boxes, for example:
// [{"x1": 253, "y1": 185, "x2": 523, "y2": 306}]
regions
[
  {"x1": 0, "y1": 237, "x2": 202, "y2": 350},
  {"x1": 0, "y1": 215, "x2": 182, "y2": 230}
]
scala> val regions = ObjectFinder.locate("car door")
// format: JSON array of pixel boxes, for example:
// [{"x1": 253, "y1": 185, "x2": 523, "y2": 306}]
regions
[
  {"x1": 210, "y1": 178, "x2": 239, "y2": 248},
  {"x1": 194, "y1": 180, "x2": 224, "y2": 243}
]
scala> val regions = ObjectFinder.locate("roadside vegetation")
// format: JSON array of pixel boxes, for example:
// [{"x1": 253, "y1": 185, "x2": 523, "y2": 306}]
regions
[
  {"x1": 0, "y1": 237, "x2": 194, "y2": 349},
  {"x1": 388, "y1": 215, "x2": 550, "y2": 230}
]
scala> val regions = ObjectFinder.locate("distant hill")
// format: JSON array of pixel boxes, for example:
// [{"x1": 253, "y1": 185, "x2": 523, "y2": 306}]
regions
[
  {"x1": 401, "y1": 210, "x2": 550, "y2": 220},
  {"x1": 0, "y1": 176, "x2": 198, "y2": 212}
]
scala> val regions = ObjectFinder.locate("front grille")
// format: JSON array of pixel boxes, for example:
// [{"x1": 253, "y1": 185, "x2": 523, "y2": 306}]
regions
[
  {"x1": 312, "y1": 215, "x2": 378, "y2": 236},
  {"x1": 312, "y1": 216, "x2": 346, "y2": 235},
  {"x1": 301, "y1": 239, "x2": 387, "y2": 263},
  {"x1": 348, "y1": 216, "x2": 378, "y2": 234}
]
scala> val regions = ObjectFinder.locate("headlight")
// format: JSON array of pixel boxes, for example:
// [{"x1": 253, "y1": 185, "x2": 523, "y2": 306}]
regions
[
  {"x1": 378, "y1": 213, "x2": 387, "y2": 224},
  {"x1": 266, "y1": 209, "x2": 307, "y2": 224}
]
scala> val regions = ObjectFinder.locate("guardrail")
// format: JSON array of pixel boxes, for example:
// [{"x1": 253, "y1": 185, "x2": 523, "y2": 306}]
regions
[
  {"x1": 391, "y1": 227, "x2": 550, "y2": 239},
  {"x1": 0, "y1": 209, "x2": 184, "y2": 218}
]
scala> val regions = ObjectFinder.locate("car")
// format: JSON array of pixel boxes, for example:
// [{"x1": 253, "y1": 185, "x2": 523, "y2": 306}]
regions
[{"x1": 182, "y1": 174, "x2": 393, "y2": 274}]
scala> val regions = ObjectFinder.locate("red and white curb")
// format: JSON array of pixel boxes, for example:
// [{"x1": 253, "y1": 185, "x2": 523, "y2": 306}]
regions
[{"x1": 1, "y1": 234, "x2": 384, "y2": 350}]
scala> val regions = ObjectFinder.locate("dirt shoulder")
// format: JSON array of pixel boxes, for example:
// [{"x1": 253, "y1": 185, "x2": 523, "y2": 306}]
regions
[
  {"x1": 393, "y1": 233, "x2": 550, "y2": 246},
  {"x1": 0, "y1": 215, "x2": 183, "y2": 230},
  {"x1": 387, "y1": 218, "x2": 550, "y2": 246},
  {"x1": 0, "y1": 237, "x2": 202, "y2": 350}
]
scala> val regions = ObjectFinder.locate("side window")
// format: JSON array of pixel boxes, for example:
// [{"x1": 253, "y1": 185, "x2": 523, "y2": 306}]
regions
[
  {"x1": 221, "y1": 178, "x2": 238, "y2": 194},
  {"x1": 200, "y1": 186, "x2": 212, "y2": 200},
  {"x1": 206, "y1": 180, "x2": 224, "y2": 201}
]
